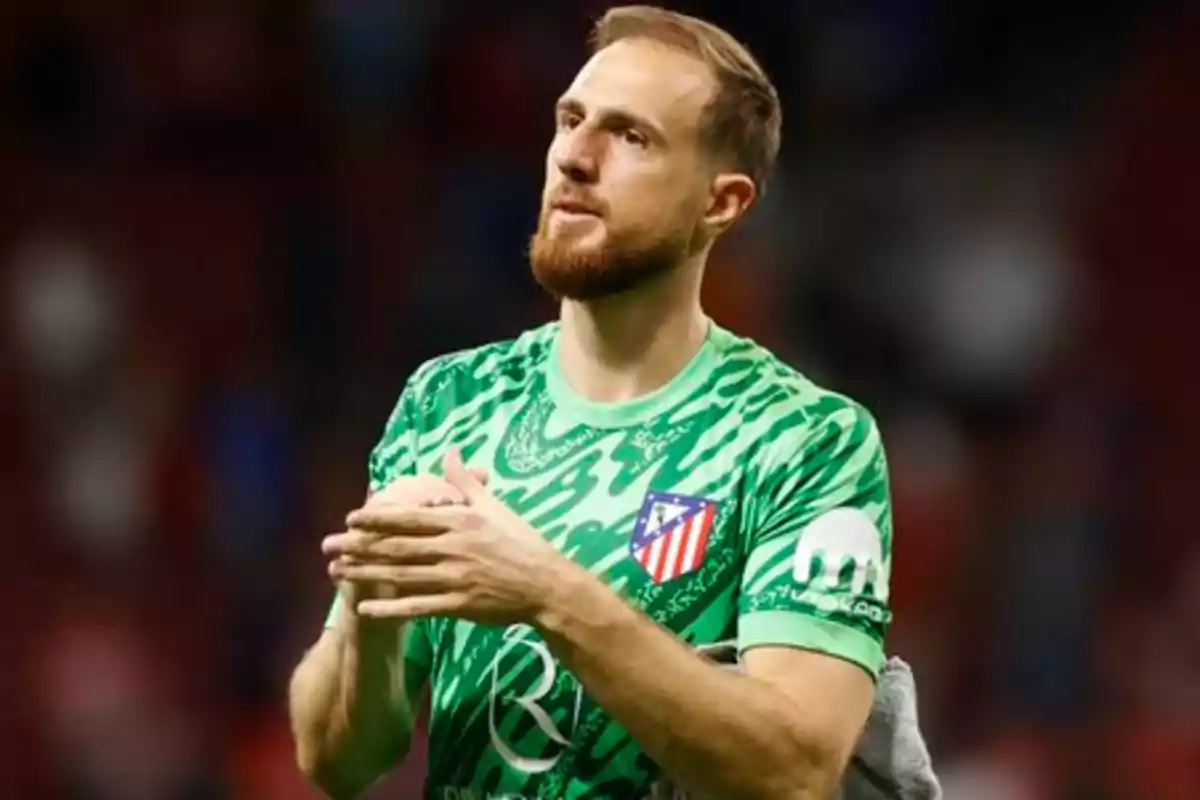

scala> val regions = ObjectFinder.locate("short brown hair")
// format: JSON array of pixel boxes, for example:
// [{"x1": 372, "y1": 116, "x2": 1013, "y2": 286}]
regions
[{"x1": 590, "y1": 5, "x2": 782, "y2": 191}]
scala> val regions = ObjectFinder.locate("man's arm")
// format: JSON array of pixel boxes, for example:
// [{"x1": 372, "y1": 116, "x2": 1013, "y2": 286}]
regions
[
  {"x1": 539, "y1": 402, "x2": 891, "y2": 799},
  {"x1": 536, "y1": 570, "x2": 872, "y2": 799},
  {"x1": 289, "y1": 593, "x2": 420, "y2": 799},
  {"x1": 289, "y1": 373, "x2": 441, "y2": 798}
]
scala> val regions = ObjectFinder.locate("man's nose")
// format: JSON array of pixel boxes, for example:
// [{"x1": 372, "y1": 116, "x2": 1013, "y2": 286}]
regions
[{"x1": 554, "y1": 129, "x2": 600, "y2": 184}]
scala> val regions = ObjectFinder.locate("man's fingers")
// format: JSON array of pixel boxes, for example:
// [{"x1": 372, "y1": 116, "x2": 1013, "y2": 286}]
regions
[
  {"x1": 356, "y1": 594, "x2": 466, "y2": 620},
  {"x1": 323, "y1": 533, "x2": 452, "y2": 565},
  {"x1": 330, "y1": 562, "x2": 460, "y2": 594},
  {"x1": 345, "y1": 505, "x2": 464, "y2": 534},
  {"x1": 322, "y1": 530, "x2": 381, "y2": 558},
  {"x1": 371, "y1": 474, "x2": 466, "y2": 507},
  {"x1": 442, "y1": 448, "x2": 493, "y2": 505}
]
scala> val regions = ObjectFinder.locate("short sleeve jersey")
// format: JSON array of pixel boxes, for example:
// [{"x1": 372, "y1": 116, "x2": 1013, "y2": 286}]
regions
[{"x1": 328, "y1": 322, "x2": 893, "y2": 799}]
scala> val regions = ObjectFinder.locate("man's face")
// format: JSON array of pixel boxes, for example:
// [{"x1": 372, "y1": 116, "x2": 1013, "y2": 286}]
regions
[{"x1": 530, "y1": 39, "x2": 718, "y2": 300}]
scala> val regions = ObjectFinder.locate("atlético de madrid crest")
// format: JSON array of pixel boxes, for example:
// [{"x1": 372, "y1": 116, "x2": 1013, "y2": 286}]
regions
[{"x1": 629, "y1": 490, "x2": 719, "y2": 584}]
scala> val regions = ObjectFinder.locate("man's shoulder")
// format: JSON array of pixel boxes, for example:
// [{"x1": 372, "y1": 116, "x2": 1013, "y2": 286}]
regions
[
  {"x1": 715, "y1": 328, "x2": 877, "y2": 445},
  {"x1": 370, "y1": 324, "x2": 557, "y2": 471},
  {"x1": 405, "y1": 322, "x2": 558, "y2": 397}
]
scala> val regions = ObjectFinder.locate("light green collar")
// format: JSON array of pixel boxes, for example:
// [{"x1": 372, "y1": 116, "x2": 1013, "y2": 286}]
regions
[{"x1": 545, "y1": 320, "x2": 729, "y2": 429}]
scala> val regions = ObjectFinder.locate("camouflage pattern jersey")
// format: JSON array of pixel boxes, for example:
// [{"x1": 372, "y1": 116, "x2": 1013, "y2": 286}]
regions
[{"x1": 326, "y1": 320, "x2": 894, "y2": 800}]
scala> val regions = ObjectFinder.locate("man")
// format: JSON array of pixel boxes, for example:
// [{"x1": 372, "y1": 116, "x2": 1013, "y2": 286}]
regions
[{"x1": 289, "y1": 6, "x2": 893, "y2": 799}]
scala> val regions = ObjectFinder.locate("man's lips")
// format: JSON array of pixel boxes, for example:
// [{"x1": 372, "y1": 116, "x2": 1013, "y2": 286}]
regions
[{"x1": 550, "y1": 200, "x2": 602, "y2": 216}]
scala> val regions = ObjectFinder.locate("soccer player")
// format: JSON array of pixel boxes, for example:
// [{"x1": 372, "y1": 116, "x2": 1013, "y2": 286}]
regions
[{"x1": 289, "y1": 6, "x2": 893, "y2": 799}]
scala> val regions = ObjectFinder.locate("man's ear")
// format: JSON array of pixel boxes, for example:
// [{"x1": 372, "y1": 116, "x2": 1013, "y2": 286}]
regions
[{"x1": 703, "y1": 172, "x2": 757, "y2": 235}]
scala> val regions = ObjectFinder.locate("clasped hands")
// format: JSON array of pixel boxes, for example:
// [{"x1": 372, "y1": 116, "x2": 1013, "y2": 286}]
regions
[{"x1": 323, "y1": 449, "x2": 570, "y2": 626}]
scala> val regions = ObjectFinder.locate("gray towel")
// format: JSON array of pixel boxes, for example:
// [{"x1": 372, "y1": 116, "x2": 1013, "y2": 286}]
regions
[{"x1": 648, "y1": 642, "x2": 942, "y2": 799}]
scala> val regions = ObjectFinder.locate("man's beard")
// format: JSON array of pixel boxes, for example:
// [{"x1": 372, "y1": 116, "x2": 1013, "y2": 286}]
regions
[{"x1": 528, "y1": 214, "x2": 696, "y2": 301}]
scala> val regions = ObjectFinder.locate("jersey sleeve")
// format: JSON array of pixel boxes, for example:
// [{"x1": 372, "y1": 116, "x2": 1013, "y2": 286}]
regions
[
  {"x1": 738, "y1": 401, "x2": 893, "y2": 680},
  {"x1": 324, "y1": 376, "x2": 423, "y2": 615},
  {"x1": 366, "y1": 372, "x2": 425, "y2": 493}
]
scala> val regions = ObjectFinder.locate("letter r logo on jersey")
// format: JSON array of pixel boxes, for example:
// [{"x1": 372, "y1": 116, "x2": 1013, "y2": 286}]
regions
[
  {"x1": 488, "y1": 625, "x2": 582, "y2": 774},
  {"x1": 629, "y1": 490, "x2": 719, "y2": 584}
]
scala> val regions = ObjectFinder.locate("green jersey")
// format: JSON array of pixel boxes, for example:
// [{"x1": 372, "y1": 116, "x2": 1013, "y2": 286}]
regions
[{"x1": 329, "y1": 321, "x2": 893, "y2": 800}]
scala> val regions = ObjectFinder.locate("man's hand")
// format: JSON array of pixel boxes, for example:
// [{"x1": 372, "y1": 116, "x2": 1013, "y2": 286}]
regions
[
  {"x1": 330, "y1": 473, "x2": 480, "y2": 608},
  {"x1": 295, "y1": 473, "x2": 482, "y2": 796},
  {"x1": 323, "y1": 449, "x2": 572, "y2": 626}
]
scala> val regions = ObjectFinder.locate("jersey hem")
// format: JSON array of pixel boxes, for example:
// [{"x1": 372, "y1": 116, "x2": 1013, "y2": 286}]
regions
[{"x1": 737, "y1": 610, "x2": 884, "y2": 680}]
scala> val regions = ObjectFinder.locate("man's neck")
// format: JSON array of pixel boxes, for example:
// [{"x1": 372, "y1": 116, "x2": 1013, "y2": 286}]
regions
[{"x1": 556, "y1": 265, "x2": 708, "y2": 403}]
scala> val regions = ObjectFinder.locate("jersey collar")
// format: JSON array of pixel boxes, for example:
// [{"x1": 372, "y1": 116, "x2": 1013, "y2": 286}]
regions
[{"x1": 545, "y1": 320, "x2": 729, "y2": 429}]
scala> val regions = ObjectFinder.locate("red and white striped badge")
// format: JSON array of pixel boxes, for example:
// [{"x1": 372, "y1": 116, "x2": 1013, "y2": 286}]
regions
[{"x1": 629, "y1": 490, "x2": 719, "y2": 584}]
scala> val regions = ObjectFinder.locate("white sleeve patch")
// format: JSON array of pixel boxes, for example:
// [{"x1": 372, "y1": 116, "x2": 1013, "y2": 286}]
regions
[{"x1": 792, "y1": 506, "x2": 889, "y2": 602}]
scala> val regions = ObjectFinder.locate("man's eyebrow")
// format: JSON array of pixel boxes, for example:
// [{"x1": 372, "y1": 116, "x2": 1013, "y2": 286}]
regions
[{"x1": 555, "y1": 97, "x2": 585, "y2": 117}]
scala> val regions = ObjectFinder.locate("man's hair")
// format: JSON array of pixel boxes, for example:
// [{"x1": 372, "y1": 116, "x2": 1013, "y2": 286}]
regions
[{"x1": 590, "y1": 5, "x2": 782, "y2": 191}]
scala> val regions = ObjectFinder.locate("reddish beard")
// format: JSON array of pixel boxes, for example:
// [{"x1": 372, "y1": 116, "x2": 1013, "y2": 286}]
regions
[{"x1": 527, "y1": 210, "x2": 694, "y2": 301}]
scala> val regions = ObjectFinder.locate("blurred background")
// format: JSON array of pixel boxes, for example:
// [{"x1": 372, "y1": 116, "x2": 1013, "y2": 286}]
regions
[{"x1": 2, "y1": 1, "x2": 1197, "y2": 798}]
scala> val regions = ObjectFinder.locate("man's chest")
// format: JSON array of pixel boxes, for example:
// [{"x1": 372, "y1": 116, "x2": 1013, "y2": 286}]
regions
[
  {"x1": 419, "y1": 401, "x2": 752, "y2": 623},
  {"x1": 415, "y1": 398, "x2": 759, "y2": 793}
]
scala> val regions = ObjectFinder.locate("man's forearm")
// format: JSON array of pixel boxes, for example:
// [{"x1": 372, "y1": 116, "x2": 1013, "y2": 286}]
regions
[
  {"x1": 534, "y1": 567, "x2": 838, "y2": 800},
  {"x1": 289, "y1": 608, "x2": 414, "y2": 798}
]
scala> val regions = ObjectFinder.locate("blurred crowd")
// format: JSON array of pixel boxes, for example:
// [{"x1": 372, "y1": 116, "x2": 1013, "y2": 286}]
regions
[{"x1": 2, "y1": 2, "x2": 1197, "y2": 798}]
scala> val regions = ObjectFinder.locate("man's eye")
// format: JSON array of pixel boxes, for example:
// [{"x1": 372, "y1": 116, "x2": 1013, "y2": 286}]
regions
[
  {"x1": 621, "y1": 129, "x2": 648, "y2": 147},
  {"x1": 559, "y1": 113, "x2": 582, "y2": 130}
]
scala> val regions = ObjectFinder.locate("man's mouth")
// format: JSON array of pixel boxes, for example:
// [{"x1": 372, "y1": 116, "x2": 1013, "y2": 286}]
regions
[{"x1": 551, "y1": 200, "x2": 602, "y2": 216}]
